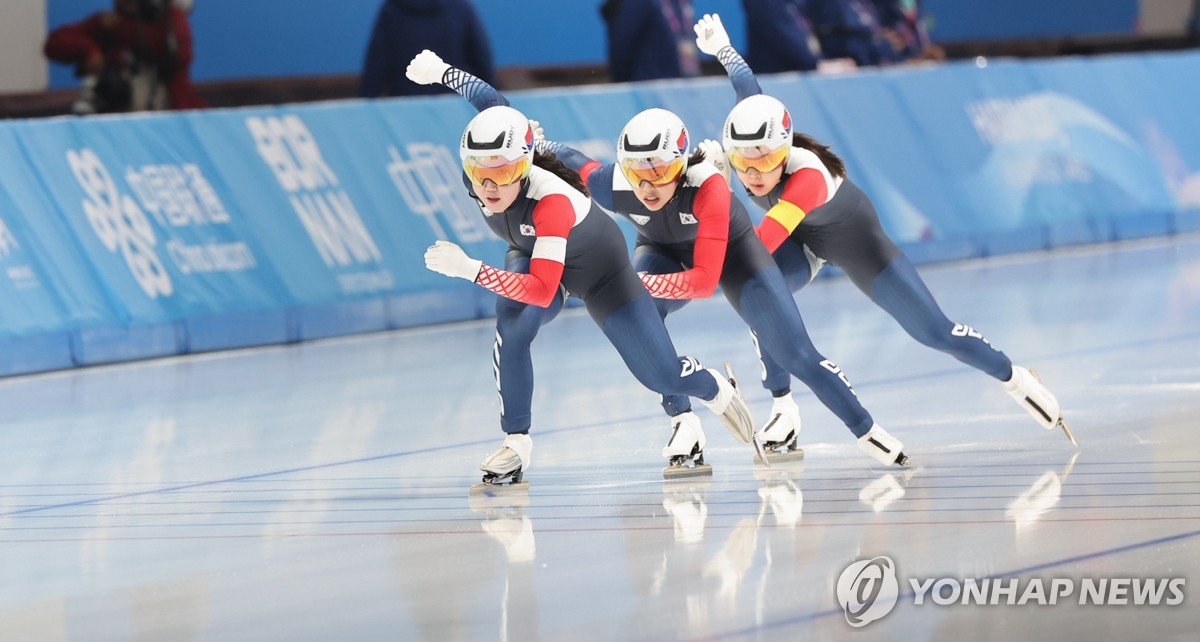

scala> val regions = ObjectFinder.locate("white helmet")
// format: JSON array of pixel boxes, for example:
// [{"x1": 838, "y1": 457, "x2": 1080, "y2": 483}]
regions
[
  {"x1": 722, "y1": 95, "x2": 792, "y2": 173},
  {"x1": 616, "y1": 108, "x2": 690, "y2": 187},
  {"x1": 459, "y1": 105, "x2": 535, "y2": 186}
]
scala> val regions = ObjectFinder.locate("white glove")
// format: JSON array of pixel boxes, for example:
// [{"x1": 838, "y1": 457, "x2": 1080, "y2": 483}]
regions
[
  {"x1": 698, "y1": 139, "x2": 732, "y2": 191},
  {"x1": 406, "y1": 49, "x2": 450, "y2": 85},
  {"x1": 694, "y1": 13, "x2": 731, "y2": 57},
  {"x1": 528, "y1": 119, "x2": 545, "y2": 144},
  {"x1": 424, "y1": 240, "x2": 482, "y2": 281}
]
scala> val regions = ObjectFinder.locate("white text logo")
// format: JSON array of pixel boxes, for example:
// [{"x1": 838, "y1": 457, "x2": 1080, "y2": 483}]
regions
[
  {"x1": 386, "y1": 143, "x2": 489, "y2": 242},
  {"x1": 820, "y1": 359, "x2": 856, "y2": 395},
  {"x1": 910, "y1": 577, "x2": 1185, "y2": 606},
  {"x1": 837, "y1": 555, "x2": 1188, "y2": 628},
  {"x1": 248, "y1": 115, "x2": 386, "y2": 284},
  {"x1": 837, "y1": 556, "x2": 899, "y2": 627},
  {"x1": 679, "y1": 356, "x2": 703, "y2": 377},
  {"x1": 951, "y1": 323, "x2": 991, "y2": 345},
  {"x1": 125, "y1": 163, "x2": 255, "y2": 276},
  {"x1": 0, "y1": 214, "x2": 17, "y2": 258},
  {"x1": 68, "y1": 148, "x2": 172, "y2": 298}
]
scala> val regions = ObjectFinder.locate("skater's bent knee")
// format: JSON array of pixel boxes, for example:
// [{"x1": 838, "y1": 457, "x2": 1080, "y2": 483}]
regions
[
  {"x1": 496, "y1": 309, "x2": 545, "y2": 342},
  {"x1": 905, "y1": 324, "x2": 951, "y2": 350}
]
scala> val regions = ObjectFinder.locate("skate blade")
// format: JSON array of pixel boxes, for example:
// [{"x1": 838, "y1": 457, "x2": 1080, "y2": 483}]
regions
[
  {"x1": 722, "y1": 361, "x2": 756, "y2": 445},
  {"x1": 752, "y1": 435, "x2": 772, "y2": 468},
  {"x1": 755, "y1": 448, "x2": 804, "y2": 467},
  {"x1": 1057, "y1": 418, "x2": 1079, "y2": 447},
  {"x1": 723, "y1": 360, "x2": 739, "y2": 389},
  {"x1": 663, "y1": 463, "x2": 713, "y2": 480}
]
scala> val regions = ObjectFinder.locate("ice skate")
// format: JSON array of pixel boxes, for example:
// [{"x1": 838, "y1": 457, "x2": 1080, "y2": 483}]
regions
[
  {"x1": 471, "y1": 433, "x2": 532, "y2": 494},
  {"x1": 1004, "y1": 365, "x2": 1077, "y2": 446},
  {"x1": 662, "y1": 411, "x2": 712, "y2": 479},
  {"x1": 857, "y1": 424, "x2": 910, "y2": 467},
  {"x1": 754, "y1": 393, "x2": 804, "y2": 466},
  {"x1": 699, "y1": 362, "x2": 756, "y2": 446}
]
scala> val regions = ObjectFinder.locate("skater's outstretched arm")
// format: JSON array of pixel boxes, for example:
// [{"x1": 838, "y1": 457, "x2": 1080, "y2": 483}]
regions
[
  {"x1": 425, "y1": 197, "x2": 571, "y2": 308},
  {"x1": 406, "y1": 49, "x2": 507, "y2": 111},
  {"x1": 694, "y1": 9, "x2": 840, "y2": 255},
  {"x1": 694, "y1": 14, "x2": 762, "y2": 102}
]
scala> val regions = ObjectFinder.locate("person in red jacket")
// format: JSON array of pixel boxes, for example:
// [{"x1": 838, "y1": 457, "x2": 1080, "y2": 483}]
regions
[{"x1": 44, "y1": 0, "x2": 204, "y2": 114}]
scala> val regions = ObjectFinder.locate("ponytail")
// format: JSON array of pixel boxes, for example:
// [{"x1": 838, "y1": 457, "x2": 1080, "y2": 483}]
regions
[
  {"x1": 533, "y1": 151, "x2": 590, "y2": 196},
  {"x1": 792, "y1": 132, "x2": 846, "y2": 179}
]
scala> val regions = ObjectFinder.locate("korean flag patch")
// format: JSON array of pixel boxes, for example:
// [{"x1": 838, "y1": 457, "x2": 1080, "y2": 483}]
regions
[
  {"x1": 679, "y1": 212, "x2": 698, "y2": 225},
  {"x1": 520, "y1": 224, "x2": 536, "y2": 236}
]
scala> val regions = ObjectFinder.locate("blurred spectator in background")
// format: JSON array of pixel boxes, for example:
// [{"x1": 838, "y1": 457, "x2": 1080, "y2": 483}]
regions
[
  {"x1": 601, "y1": 0, "x2": 701, "y2": 82},
  {"x1": 740, "y1": 0, "x2": 823, "y2": 73},
  {"x1": 359, "y1": 0, "x2": 495, "y2": 98},
  {"x1": 1189, "y1": 0, "x2": 1199, "y2": 35},
  {"x1": 874, "y1": 0, "x2": 945, "y2": 62},
  {"x1": 43, "y1": 0, "x2": 203, "y2": 114},
  {"x1": 806, "y1": 0, "x2": 898, "y2": 67}
]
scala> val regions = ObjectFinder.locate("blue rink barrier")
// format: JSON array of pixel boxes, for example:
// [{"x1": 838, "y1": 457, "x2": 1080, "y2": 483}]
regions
[{"x1": 3, "y1": 51, "x2": 1200, "y2": 377}]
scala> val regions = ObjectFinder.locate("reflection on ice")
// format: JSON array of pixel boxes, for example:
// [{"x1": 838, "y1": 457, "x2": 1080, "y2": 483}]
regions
[
  {"x1": 1006, "y1": 452, "x2": 1079, "y2": 532},
  {"x1": 859, "y1": 467, "x2": 920, "y2": 514},
  {"x1": 662, "y1": 478, "x2": 710, "y2": 545}
]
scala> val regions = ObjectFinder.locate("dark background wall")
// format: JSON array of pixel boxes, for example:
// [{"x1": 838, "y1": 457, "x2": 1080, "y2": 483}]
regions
[
  {"x1": 923, "y1": 0, "x2": 1138, "y2": 40},
  {"x1": 45, "y1": 0, "x2": 1145, "y2": 90}
]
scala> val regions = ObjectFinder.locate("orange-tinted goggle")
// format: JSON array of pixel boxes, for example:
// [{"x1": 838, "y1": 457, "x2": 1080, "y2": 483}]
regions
[
  {"x1": 463, "y1": 155, "x2": 530, "y2": 186},
  {"x1": 619, "y1": 156, "x2": 685, "y2": 187},
  {"x1": 727, "y1": 145, "x2": 789, "y2": 174}
]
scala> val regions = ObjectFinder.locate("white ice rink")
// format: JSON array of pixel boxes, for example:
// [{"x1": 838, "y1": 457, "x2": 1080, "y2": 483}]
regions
[{"x1": 2, "y1": 234, "x2": 1199, "y2": 641}]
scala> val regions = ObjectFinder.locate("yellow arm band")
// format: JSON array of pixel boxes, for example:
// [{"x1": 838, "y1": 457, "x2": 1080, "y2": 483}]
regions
[{"x1": 765, "y1": 200, "x2": 807, "y2": 234}]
